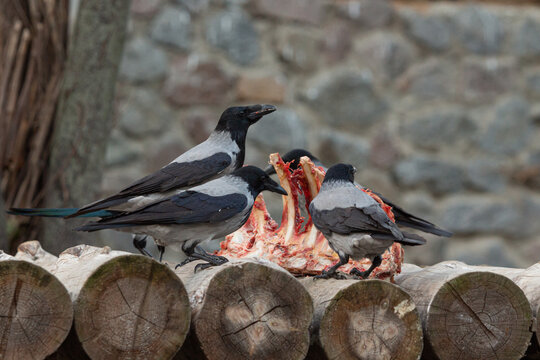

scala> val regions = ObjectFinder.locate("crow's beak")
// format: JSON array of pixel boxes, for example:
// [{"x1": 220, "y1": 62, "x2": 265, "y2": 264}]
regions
[
  {"x1": 265, "y1": 179, "x2": 288, "y2": 196},
  {"x1": 247, "y1": 104, "x2": 276, "y2": 121},
  {"x1": 264, "y1": 164, "x2": 276, "y2": 175}
]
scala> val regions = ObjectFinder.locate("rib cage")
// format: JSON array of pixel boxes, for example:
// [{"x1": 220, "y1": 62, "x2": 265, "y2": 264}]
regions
[{"x1": 218, "y1": 153, "x2": 404, "y2": 280}]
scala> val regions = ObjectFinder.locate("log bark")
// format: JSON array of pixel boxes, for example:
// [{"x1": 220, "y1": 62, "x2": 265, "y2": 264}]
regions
[
  {"x1": 43, "y1": 0, "x2": 130, "y2": 253},
  {"x1": 395, "y1": 262, "x2": 533, "y2": 360},
  {"x1": 17, "y1": 241, "x2": 191, "y2": 360},
  {"x1": 301, "y1": 278, "x2": 423, "y2": 360},
  {"x1": 0, "y1": 249, "x2": 72, "y2": 359},
  {"x1": 174, "y1": 259, "x2": 314, "y2": 360}
]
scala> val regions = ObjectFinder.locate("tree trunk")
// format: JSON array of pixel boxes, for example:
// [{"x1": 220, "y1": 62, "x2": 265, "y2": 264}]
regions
[
  {"x1": 0, "y1": 193, "x2": 7, "y2": 251},
  {"x1": 301, "y1": 278, "x2": 423, "y2": 360},
  {"x1": 43, "y1": 0, "x2": 130, "y2": 253},
  {"x1": 0, "y1": 249, "x2": 73, "y2": 359},
  {"x1": 395, "y1": 262, "x2": 533, "y2": 360},
  {"x1": 17, "y1": 241, "x2": 191, "y2": 360},
  {"x1": 174, "y1": 259, "x2": 314, "y2": 360}
]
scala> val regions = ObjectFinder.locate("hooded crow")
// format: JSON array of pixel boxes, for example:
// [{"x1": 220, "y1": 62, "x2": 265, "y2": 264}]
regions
[
  {"x1": 309, "y1": 164, "x2": 426, "y2": 279},
  {"x1": 266, "y1": 149, "x2": 452, "y2": 238},
  {"x1": 76, "y1": 166, "x2": 287, "y2": 271},
  {"x1": 9, "y1": 104, "x2": 276, "y2": 258}
]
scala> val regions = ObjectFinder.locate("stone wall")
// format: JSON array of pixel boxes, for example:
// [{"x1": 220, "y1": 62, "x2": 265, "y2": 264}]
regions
[{"x1": 102, "y1": 0, "x2": 540, "y2": 267}]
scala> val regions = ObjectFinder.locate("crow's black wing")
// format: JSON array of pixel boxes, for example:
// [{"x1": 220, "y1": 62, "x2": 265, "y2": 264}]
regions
[
  {"x1": 72, "y1": 152, "x2": 232, "y2": 217},
  {"x1": 310, "y1": 204, "x2": 403, "y2": 241},
  {"x1": 77, "y1": 191, "x2": 248, "y2": 231},
  {"x1": 375, "y1": 192, "x2": 452, "y2": 237}
]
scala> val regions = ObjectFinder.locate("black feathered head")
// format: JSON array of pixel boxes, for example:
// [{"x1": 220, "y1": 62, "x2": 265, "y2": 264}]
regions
[
  {"x1": 323, "y1": 163, "x2": 356, "y2": 184},
  {"x1": 232, "y1": 166, "x2": 287, "y2": 197},
  {"x1": 265, "y1": 148, "x2": 321, "y2": 175},
  {"x1": 215, "y1": 104, "x2": 276, "y2": 132}
]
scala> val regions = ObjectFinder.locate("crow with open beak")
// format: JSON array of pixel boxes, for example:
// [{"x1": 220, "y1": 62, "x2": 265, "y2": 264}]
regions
[
  {"x1": 9, "y1": 104, "x2": 276, "y2": 260},
  {"x1": 309, "y1": 164, "x2": 426, "y2": 279},
  {"x1": 266, "y1": 148, "x2": 452, "y2": 238},
  {"x1": 76, "y1": 166, "x2": 287, "y2": 271}
]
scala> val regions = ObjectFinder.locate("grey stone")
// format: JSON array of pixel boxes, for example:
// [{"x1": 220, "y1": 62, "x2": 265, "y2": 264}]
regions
[
  {"x1": 304, "y1": 71, "x2": 387, "y2": 130},
  {"x1": 402, "y1": 10, "x2": 453, "y2": 51},
  {"x1": 461, "y1": 58, "x2": 515, "y2": 103},
  {"x1": 402, "y1": 108, "x2": 476, "y2": 150},
  {"x1": 465, "y1": 159, "x2": 507, "y2": 193},
  {"x1": 336, "y1": 0, "x2": 393, "y2": 28},
  {"x1": 247, "y1": 108, "x2": 307, "y2": 153},
  {"x1": 456, "y1": 6, "x2": 504, "y2": 54},
  {"x1": 479, "y1": 97, "x2": 531, "y2": 155},
  {"x1": 397, "y1": 59, "x2": 455, "y2": 99},
  {"x1": 118, "y1": 89, "x2": 171, "y2": 139},
  {"x1": 393, "y1": 156, "x2": 465, "y2": 195},
  {"x1": 163, "y1": 58, "x2": 235, "y2": 106},
  {"x1": 150, "y1": 6, "x2": 191, "y2": 51},
  {"x1": 526, "y1": 69, "x2": 540, "y2": 96},
  {"x1": 445, "y1": 237, "x2": 520, "y2": 267},
  {"x1": 513, "y1": 18, "x2": 540, "y2": 57},
  {"x1": 252, "y1": 0, "x2": 323, "y2": 25},
  {"x1": 442, "y1": 197, "x2": 525, "y2": 238},
  {"x1": 105, "y1": 131, "x2": 141, "y2": 167},
  {"x1": 175, "y1": 0, "x2": 209, "y2": 13},
  {"x1": 355, "y1": 32, "x2": 417, "y2": 80},
  {"x1": 517, "y1": 150, "x2": 540, "y2": 189},
  {"x1": 400, "y1": 191, "x2": 437, "y2": 221},
  {"x1": 206, "y1": 10, "x2": 259, "y2": 65},
  {"x1": 315, "y1": 130, "x2": 370, "y2": 169},
  {"x1": 119, "y1": 37, "x2": 168, "y2": 83},
  {"x1": 278, "y1": 30, "x2": 319, "y2": 71}
]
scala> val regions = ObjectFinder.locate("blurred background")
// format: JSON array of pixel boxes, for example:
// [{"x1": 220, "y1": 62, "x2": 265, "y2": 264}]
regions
[{"x1": 1, "y1": 0, "x2": 540, "y2": 268}]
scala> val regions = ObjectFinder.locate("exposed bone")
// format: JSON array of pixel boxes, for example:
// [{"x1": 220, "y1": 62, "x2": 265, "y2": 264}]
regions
[{"x1": 218, "y1": 153, "x2": 403, "y2": 280}]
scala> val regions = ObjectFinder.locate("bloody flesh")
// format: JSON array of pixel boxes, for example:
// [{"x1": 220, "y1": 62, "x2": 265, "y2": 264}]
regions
[{"x1": 218, "y1": 153, "x2": 404, "y2": 280}]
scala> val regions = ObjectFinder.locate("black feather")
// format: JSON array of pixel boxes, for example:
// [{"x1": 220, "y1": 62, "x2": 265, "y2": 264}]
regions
[
  {"x1": 77, "y1": 191, "x2": 247, "y2": 232},
  {"x1": 71, "y1": 152, "x2": 232, "y2": 217}
]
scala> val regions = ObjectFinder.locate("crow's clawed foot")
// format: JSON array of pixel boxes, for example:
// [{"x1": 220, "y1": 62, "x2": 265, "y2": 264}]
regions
[
  {"x1": 175, "y1": 256, "x2": 198, "y2": 269},
  {"x1": 193, "y1": 255, "x2": 229, "y2": 273},
  {"x1": 175, "y1": 252, "x2": 229, "y2": 271},
  {"x1": 133, "y1": 235, "x2": 153, "y2": 258},
  {"x1": 350, "y1": 268, "x2": 370, "y2": 279}
]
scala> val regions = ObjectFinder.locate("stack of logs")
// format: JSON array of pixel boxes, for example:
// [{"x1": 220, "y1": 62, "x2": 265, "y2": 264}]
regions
[{"x1": 1, "y1": 241, "x2": 539, "y2": 360}]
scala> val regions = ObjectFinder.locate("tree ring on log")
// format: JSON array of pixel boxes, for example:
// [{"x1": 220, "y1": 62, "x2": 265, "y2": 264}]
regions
[
  {"x1": 193, "y1": 262, "x2": 313, "y2": 360},
  {"x1": 426, "y1": 271, "x2": 532, "y2": 360},
  {"x1": 0, "y1": 260, "x2": 73, "y2": 359},
  {"x1": 75, "y1": 255, "x2": 190, "y2": 360},
  {"x1": 319, "y1": 279, "x2": 423, "y2": 360}
]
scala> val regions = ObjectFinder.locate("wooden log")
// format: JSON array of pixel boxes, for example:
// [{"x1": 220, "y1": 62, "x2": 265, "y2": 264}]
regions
[
  {"x1": 17, "y1": 242, "x2": 191, "y2": 360},
  {"x1": 0, "y1": 249, "x2": 72, "y2": 359},
  {"x1": 301, "y1": 278, "x2": 423, "y2": 360},
  {"x1": 395, "y1": 262, "x2": 533, "y2": 360},
  {"x1": 174, "y1": 259, "x2": 314, "y2": 360}
]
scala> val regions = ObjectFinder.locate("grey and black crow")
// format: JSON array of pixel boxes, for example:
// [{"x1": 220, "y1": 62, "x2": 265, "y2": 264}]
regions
[
  {"x1": 10, "y1": 104, "x2": 276, "y2": 259},
  {"x1": 309, "y1": 163, "x2": 426, "y2": 279},
  {"x1": 76, "y1": 166, "x2": 287, "y2": 271},
  {"x1": 266, "y1": 149, "x2": 452, "y2": 238}
]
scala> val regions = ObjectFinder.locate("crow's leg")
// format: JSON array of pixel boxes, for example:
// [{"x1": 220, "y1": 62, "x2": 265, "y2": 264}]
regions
[
  {"x1": 157, "y1": 245, "x2": 165, "y2": 263},
  {"x1": 315, "y1": 253, "x2": 349, "y2": 279},
  {"x1": 175, "y1": 244, "x2": 228, "y2": 271},
  {"x1": 132, "y1": 234, "x2": 153, "y2": 258},
  {"x1": 350, "y1": 255, "x2": 382, "y2": 279}
]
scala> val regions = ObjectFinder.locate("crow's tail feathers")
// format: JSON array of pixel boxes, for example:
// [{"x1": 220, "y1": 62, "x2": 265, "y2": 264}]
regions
[{"x1": 8, "y1": 207, "x2": 119, "y2": 219}]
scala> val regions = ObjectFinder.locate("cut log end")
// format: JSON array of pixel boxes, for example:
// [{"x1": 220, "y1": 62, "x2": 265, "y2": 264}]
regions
[
  {"x1": 74, "y1": 255, "x2": 190, "y2": 360},
  {"x1": 427, "y1": 271, "x2": 532, "y2": 360},
  {"x1": 312, "y1": 279, "x2": 422, "y2": 360},
  {"x1": 179, "y1": 260, "x2": 313, "y2": 360},
  {"x1": 0, "y1": 259, "x2": 73, "y2": 359}
]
